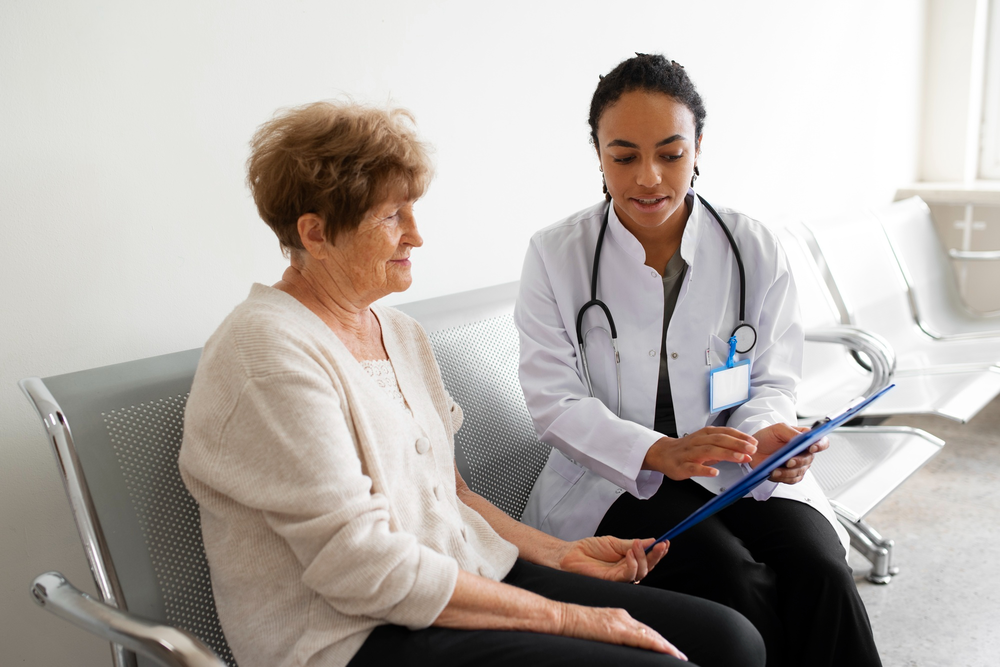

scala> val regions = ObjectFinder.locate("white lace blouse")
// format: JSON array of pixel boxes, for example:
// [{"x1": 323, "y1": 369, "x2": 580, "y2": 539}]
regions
[{"x1": 360, "y1": 359, "x2": 410, "y2": 413}]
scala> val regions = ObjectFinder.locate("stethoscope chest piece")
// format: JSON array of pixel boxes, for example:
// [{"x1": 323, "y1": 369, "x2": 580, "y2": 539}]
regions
[{"x1": 731, "y1": 322, "x2": 757, "y2": 354}]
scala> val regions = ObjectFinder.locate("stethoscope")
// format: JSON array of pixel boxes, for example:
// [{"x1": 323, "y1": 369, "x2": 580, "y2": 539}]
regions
[{"x1": 575, "y1": 194, "x2": 757, "y2": 416}]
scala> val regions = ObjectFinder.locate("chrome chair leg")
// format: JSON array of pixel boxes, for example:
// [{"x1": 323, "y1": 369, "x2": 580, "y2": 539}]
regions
[{"x1": 839, "y1": 517, "x2": 899, "y2": 584}]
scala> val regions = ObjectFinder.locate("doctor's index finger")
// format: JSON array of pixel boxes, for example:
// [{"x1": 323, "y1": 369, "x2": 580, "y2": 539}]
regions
[
  {"x1": 696, "y1": 431, "x2": 758, "y2": 454},
  {"x1": 697, "y1": 426, "x2": 757, "y2": 442}
]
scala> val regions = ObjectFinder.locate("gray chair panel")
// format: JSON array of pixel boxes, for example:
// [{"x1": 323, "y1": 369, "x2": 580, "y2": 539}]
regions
[{"x1": 39, "y1": 348, "x2": 236, "y2": 666}]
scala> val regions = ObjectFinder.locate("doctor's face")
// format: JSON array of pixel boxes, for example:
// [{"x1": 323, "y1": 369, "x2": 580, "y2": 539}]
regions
[{"x1": 595, "y1": 90, "x2": 700, "y2": 234}]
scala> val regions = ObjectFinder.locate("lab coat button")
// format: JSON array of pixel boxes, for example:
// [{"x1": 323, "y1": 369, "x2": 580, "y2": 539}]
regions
[
  {"x1": 671, "y1": 352, "x2": 679, "y2": 359},
  {"x1": 615, "y1": 487, "x2": 623, "y2": 495},
  {"x1": 650, "y1": 270, "x2": 658, "y2": 278},
  {"x1": 415, "y1": 437, "x2": 430, "y2": 454},
  {"x1": 719, "y1": 487, "x2": 726, "y2": 493},
  {"x1": 648, "y1": 350, "x2": 656, "y2": 357}
]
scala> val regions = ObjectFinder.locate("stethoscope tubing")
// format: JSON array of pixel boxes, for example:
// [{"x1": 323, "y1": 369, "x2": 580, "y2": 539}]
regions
[{"x1": 576, "y1": 196, "x2": 754, "y2": 415}]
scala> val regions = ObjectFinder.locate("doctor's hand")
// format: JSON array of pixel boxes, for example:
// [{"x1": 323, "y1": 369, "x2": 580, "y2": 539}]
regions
[
  {"x1": 556, "y1": 536, "x2": 669, "y2": 583},
  {"x1": 642, "y1": 427, "x2": 758, "y2": 481},
  {"x1": 750, "y1": 423, "x2": 829, "y2": 484}
]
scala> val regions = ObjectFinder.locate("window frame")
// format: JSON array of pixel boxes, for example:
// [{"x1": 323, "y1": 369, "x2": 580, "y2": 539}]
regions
[{"x1": 980, "y1": 0, "x2": 1000, "y2": 179}]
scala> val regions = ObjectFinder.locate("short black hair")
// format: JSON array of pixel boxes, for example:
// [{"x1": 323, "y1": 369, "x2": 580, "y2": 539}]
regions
[{"x1": 589, "y1": 53, "x2": 707, "y2": 148}]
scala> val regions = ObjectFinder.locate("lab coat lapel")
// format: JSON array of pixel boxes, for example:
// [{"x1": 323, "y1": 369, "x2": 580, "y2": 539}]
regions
[{"x1": 594, "y1": 203, "x2": 664, "y2": 429}]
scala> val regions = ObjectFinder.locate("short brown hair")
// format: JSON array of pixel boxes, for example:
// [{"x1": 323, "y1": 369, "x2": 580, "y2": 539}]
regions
[{"x1": 247, "y1": 101, "x2": 433, "y2": 251}]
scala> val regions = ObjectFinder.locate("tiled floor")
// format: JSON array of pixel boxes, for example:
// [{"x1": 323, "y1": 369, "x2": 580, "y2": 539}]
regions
[{"x1": 848, "y1": 396, "x2": 1000, "y2": 666}]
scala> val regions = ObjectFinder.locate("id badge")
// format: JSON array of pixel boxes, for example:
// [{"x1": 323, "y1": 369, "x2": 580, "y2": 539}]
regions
[
  {"x1": 709, "y1": 360, "x2": 751, "y2": 413},
  {"x1": 709, "y1": 335, "x2": 751, "y2": 413}
]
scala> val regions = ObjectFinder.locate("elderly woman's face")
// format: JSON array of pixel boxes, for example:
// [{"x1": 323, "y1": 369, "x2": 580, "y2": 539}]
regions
[{"x1": 331, "y1": 198, "x2": 423, "y2": 298}]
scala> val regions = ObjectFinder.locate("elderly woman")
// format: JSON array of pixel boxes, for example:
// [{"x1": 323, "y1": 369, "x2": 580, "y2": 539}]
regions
[{"x1": 179, "y1": 101, "x2": 765, "y2": 667}]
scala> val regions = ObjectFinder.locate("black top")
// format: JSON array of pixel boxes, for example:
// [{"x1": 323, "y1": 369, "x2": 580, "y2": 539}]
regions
[{"x1": 654, "y1": 249, "x2": 688, "y2": 438}]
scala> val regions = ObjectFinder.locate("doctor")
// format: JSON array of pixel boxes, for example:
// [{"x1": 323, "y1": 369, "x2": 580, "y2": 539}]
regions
[{"x1": 514, "y1": 54, "x2": 881, "y2": 667}]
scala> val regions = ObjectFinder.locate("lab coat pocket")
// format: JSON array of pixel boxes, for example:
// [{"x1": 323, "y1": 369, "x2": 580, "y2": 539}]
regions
[
  {"x1": 522, "y1": 449, "x2": 584, "y2": 531},
  {"x1": 549, "y1": 449, "x2": 585, "y2": 484},
  {"x1": 708, "y1": 334, "x2": 733, "y2": 368},
  {"x1": 582, "y1": 325, "x2": 619, "y2": 413}
]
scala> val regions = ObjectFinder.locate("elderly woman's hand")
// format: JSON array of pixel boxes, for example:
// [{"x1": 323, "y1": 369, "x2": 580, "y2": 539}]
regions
[
  {"x1": 557, "y1": 603, "x2": 686, "y2": 659},
  {"x1": 557, "y1": 536, "x2": 668, "y2": 583}
]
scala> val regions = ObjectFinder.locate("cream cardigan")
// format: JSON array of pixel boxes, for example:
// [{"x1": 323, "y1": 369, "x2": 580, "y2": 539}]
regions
[{"x1": 179, "y1": 284, "x2": 518, "y2": 667}]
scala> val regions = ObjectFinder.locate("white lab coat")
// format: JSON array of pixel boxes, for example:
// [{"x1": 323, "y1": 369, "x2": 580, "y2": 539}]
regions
[{"x1": 514, "y1": 195, "x2": 849, "y2": 553}]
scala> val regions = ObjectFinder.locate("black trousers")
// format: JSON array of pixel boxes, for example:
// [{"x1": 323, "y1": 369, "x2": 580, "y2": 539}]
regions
[
  {"x1": 348, "y1": 559, "x2": 765, "y2": 667},
  {"x1": 597, "y1": 479, "x2": 881, "y2": 667}
]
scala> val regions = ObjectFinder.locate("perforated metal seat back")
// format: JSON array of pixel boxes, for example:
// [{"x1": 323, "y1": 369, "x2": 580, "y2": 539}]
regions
[
  {"x1": 427, "y1": 313, "x2": 551, "y2": 521},
  {"x1": 40, "y1": 349, "x2": 236, "y2": 667},
  {"x1": 396, "y1": 282, "x2": 551, "y2": 521}
]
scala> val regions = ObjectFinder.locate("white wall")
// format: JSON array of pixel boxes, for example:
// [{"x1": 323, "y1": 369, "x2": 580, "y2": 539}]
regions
[{"x1": 0, "y1": 1, "x2": 925, "y2": 663}]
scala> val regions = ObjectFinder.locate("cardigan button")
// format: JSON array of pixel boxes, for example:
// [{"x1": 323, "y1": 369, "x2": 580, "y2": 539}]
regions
[
  {"x1": 648, "y1": 350, "x2": 656, "y2": 357},
  {"x1": 434, "y1": 484, "x2": 444, "y2": 501},
  {"x1": 671, "y1": 352, "x2": 678, "y2": 359},
  {"x1": 415, "y1": 437, "x2": 430, "y2": 454}
]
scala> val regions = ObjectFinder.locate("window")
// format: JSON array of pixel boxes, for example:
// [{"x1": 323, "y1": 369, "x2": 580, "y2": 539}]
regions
[{"x1": 980, "y1": 0, "x2": 1000, "y2": 178}]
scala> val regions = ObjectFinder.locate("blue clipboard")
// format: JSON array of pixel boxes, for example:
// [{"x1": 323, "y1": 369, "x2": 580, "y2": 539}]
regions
[{"x1": 646, "y1": 384, "x2": 895, "y2": 552}]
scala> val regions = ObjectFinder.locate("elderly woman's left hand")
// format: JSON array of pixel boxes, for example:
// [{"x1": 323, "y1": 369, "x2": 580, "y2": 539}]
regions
[{"x1": 557, "y1": 537, "x2": 668, "y2": 583}]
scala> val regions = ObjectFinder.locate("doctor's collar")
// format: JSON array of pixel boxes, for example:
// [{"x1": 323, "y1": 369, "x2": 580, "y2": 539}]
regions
[{"x1": 604, "y1": 192, "x2": 708, "y2": 268}]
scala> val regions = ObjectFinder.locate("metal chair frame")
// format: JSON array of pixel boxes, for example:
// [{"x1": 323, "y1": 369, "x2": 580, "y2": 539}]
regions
[
  {"x1": 21, "y1": 279, "x2": 947, "y2": 667},
  {"x1": 789, "y1": 210, "x2": 1000, "y2": 423}
]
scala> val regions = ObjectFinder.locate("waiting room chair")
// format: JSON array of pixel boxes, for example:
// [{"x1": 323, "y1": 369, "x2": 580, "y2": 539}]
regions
[
  {"x1": 795, "y1": 204, "x2": 1000, "y2": 423},
  {"x1": 21, "y1": 279, "x2": 946, "y2": 667},
  {"x1": 877, "y1": 196, "x2": 1000, "y2": 337},
  {"x1": 398, "y1": 282, "x2": 945, "y2": 583},
  {"x1": 21, "y1": 351, "x2": 232, "y2": 667}
]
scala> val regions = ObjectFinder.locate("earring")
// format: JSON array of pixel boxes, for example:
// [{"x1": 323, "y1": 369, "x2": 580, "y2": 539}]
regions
[{"x1": 690, "y1": 165, "x2": 700, "y2": 188}]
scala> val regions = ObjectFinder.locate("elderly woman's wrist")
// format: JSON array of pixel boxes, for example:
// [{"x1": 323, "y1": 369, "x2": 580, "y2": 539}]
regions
[{"x1": 549, "y1": 540, "x2": 575, "y2": 571}]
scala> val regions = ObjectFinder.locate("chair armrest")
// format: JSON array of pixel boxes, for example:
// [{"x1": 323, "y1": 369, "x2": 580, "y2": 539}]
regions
[
  {"x1": 31, "y1": 572, "x2": 226, "y2": 667},
  {"x1": 804, "y1": 326, "x2": 896, "y2": 398},
  {"x1": 948, "y1": 249, "x2": 1000, "y2": 261}
]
